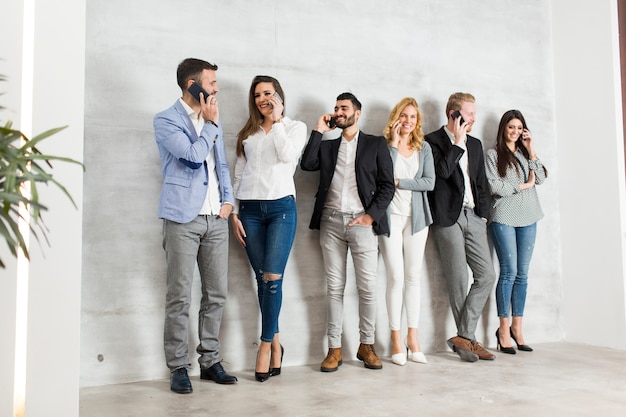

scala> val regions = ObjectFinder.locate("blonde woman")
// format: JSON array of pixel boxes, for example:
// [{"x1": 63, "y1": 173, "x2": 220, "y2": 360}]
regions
[{"x1": 379, "y1": 97, "x2": 434, "y2": 365}]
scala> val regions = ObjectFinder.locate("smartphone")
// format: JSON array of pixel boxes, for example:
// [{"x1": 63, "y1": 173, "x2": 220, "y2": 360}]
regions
[
  {"x1": 520, "y1": 129, "x2": 528, "y2": 141},
  {"x1": 328, "y1": 117, "x2": 337, "y2": 128},
  {"x1": 188, "y1": 82, "x2": 210, "y2": 103},
  {"x1": 451, "y1": 110, "x2": 465, "y2": 125},
  {"x1": 270, "y1": 91, "x2": 283, "y2": 108}
]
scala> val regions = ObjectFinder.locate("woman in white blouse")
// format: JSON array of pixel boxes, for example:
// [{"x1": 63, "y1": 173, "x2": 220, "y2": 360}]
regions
[
  {"x1": 231, "y1": 75, "x2": 307, "y2": 381},
  {"x1": 486, "y1": 109, "x2": 547, "y2": 354},
  {"x1": 379, "y1": 97, "x2": 435, "y2": 366}
]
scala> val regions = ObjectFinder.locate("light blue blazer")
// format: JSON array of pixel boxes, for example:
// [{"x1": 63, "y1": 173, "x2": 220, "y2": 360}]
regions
[
  {"x1": 387, "y1": 141, "x2": 435, "y2": 234},
  {"x1": 153, "y1": 100, "x2": 234, "y2": 223}
]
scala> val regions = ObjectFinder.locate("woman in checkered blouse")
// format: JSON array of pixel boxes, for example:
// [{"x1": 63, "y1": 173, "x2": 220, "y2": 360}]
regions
[{"x1": 485, "y1": 110, "x2": 548, "y2": 354}]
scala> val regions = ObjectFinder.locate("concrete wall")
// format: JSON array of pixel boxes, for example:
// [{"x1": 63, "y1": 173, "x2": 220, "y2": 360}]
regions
[{"x1": 80, "y1": 0, "x2": 567, "y2": 386}]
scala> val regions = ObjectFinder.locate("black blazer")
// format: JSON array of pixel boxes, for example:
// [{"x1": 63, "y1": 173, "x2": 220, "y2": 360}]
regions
[
  {"x1": 300, "y1": 130, "x2": 395, "y2": 236},
  {"x1": 425, "y1": 127, "x2": 489, "y2": 227}
]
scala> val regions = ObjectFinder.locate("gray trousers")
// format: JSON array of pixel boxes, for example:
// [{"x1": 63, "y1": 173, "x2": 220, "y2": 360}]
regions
[
  {"x1": 431, "y1": 208, "x2": 496, "y2": 341},
  {"x1": 320, "y1": 209, "x2": 379, "y2": 347},
  {"x1": 162, "y1": 215, "x2": 229, "y2": 371}
]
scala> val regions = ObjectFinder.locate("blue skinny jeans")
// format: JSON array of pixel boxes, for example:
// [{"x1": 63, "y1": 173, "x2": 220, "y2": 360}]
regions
[
  {"x1": 489, "y1": 222, "x2": 537, "y2": 318},
  {"x1": 239, "y1": 196, "x2": 297, "y2": 342}
]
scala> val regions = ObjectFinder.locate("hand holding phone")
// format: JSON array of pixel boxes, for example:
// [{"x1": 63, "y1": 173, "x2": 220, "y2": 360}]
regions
[
  {"x1": 315, "y1": 114, "x2": 335, "y2": 132},
  {"x1": 270, "y1": 91, "x2": 283, "y2": 108},
  {"x1": 188, "y1": 81, "x2": 211, "y2": 103},
  {"x1": 451, "y1": 110, "x2": 465, "y2": 125},
  {"x1": 189, "y1": 81, "x2": 218, "y2": 124},
  {"x1": 390, "y1": 120, "x2": 401, "y2": 146},
  {"x1": 393, "y1": 120, "x2": 402, "y2": 134},
  {"x1": 450, "y1": 110, "x2": 467, "y2": 145}
]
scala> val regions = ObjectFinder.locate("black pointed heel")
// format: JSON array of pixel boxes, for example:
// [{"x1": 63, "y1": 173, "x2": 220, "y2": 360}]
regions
[
  {"x1": 510, "y1": 327, "x2": 533, "y2": 352},
  {"x1": 254, "y1": 347, "x2": 271, "y2": 382},
  {"x1": 254, "y1": 371, "x2": 270, "y2": 382},
  {"x1": 269, "y1": 344, "x2": 284, "y2": 377},
  {"x1": 495, "y1": 329, "x2": 516, "y2": 354}
]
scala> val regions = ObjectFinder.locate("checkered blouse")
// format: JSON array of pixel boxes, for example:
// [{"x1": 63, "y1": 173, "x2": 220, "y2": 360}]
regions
[{"x1": 485, "y1": 148, "x2": 547, "y2": 227}]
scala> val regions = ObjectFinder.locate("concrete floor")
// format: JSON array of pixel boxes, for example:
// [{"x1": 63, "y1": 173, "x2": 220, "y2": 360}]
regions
[{"x1": 80, "y1": 343, "x2": 626, "y2": 417}]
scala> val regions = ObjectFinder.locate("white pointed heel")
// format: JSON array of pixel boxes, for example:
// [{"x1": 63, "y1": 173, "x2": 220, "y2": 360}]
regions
[
  {"x1": 405, "y1": 338, "x2": 428, "y2": 364},
  {"x1": 409, "y1": 350, "x2": 428, "y2": 364},
  {"x1": 391, "y1": 351, "x2": 407, "y2": 366}
]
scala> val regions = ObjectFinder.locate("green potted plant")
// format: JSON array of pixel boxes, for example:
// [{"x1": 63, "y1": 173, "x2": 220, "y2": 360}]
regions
[{"x1": 1, "y1": 90, "x2": 84, "y2": 268}]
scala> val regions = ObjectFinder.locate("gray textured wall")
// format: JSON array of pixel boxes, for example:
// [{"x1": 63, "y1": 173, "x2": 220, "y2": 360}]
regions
[{"x1": 81, "y1": 0, "x2": 562, "y2": 386}]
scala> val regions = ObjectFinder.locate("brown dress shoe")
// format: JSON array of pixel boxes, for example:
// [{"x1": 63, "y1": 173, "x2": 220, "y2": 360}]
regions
[
  {"x1": 446, "y1": 336, "x2": 479, "y2": 362},
  {"x1": 320, "y1": 348, "x2": 343, "y2": 372},
  {"x1": 472, "y1": 341, "x2": 496, "y2": 360},
  {"x1": 356, "y1": 343, "x2": 383, "y2": 369}
]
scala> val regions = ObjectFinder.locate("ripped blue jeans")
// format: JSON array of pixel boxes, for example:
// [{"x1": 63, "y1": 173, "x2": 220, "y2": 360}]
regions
[{"x1": 239, "y1": 196, "x2": 297, "y2": 342}]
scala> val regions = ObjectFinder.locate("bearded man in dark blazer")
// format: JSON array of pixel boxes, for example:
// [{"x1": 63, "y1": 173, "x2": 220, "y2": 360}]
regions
[{"x1": 300, "y1": 92, "x2": 394, "y2": 373}]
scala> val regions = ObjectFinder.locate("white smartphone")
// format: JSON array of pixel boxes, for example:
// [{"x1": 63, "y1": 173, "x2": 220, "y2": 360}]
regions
[{"x1": 270, "y1": 91, "x2": 283, "y2": 108}]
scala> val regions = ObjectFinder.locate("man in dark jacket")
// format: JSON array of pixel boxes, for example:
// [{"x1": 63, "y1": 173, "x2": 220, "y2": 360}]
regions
[
  {"x1": 425, "y1": 92, "x2": 496, "y2": 363},
  {"x1": 300, "y1": 92, "x2": 394, "y2": 372}
]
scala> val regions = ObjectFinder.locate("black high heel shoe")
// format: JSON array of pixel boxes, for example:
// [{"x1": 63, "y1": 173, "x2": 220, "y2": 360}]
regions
[
  {"x1": 254, "y1": 349, "x2": 270, "y2": 382},
  {"x1": 510, "y1": 327, "x2": 533, "y2": 352},
  {"x1": 269, "y1": 344, "x2": 284, "y2": 377},
  {"x1": 495, "y1": 329, "x2": 516, "y2": 354},
  {"x1": 254, "y1": 370, "x2": 270, "y2": 382}
]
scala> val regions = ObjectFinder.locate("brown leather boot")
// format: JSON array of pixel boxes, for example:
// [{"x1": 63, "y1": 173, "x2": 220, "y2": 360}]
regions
[
  {"x1": 472, "y1": 341, "x2": 496, "y2": 360},
  {"x1": 446, "y1": 336, "x2": 479, "y2": 362},
  {"x1": 356, "y1": 343, "x2": 383, "y2": 369},
  {"x1": 320, "y1": 348, "x2": 343, "y2": 372}
]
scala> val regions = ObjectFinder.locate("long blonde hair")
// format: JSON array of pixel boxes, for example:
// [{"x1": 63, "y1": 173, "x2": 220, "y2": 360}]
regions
[{"x1": 383, "y1": 97, "x2": 424, "y2": 151}]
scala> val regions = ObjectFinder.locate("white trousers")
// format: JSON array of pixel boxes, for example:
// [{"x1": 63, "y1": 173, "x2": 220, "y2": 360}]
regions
[{"x1": 379, "y1": 213, "x2": 429, "y2": 330}]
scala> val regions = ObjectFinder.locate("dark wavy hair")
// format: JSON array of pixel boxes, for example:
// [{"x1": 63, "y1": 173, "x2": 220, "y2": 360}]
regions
[{"x1": 494, "y1": 109, "x2": 547, "y2": 178}]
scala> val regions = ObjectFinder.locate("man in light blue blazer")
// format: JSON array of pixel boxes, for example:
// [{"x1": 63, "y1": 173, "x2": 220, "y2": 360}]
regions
[{"x1": 154, "y1": 58, "x2": 236, "y2": 394}]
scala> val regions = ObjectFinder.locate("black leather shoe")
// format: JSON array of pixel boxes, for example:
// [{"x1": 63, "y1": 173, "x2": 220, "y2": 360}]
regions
[
  {"x1": 200, "y1": 362, "x2": 238, "y2": 384},
  {"x1": 170, "y1": 368, "x2": 192, "y2": 394}
]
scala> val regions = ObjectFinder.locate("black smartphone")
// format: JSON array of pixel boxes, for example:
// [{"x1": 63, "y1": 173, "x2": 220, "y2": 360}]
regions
[
  {"x1": 328, "y1": 117, "x2": 337, "y2": 128},
  {"x1": 188, "y1": 82, "x2": 210, "y2": 103},
  {"x1": 451, "y1": 110, "x2": 465, "y2": 125},
  {"x1": 519, "y1": 129, "x2": 528, "y2": 141},
  {"x1": 270, "y1": 91, "x2": 283, "y2": 108}
]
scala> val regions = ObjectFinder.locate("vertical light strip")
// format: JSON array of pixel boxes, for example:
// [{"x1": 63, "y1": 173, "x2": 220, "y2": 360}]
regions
[{"x1": 14, "y1": 0, "x2": 35, "y2": 416}]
